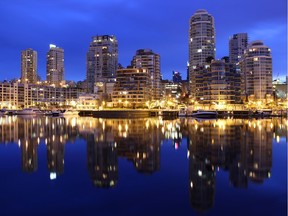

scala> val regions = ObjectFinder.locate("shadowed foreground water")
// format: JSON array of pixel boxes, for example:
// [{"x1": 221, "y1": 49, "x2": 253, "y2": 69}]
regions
[{"x1": 0, "y1": 116, "x2": 287, "y2": 216}]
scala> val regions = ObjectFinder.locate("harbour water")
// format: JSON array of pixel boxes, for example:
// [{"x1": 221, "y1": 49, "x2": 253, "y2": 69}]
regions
[{"x1": 0, "y1": 116, "x2": 287, "y2": 215}]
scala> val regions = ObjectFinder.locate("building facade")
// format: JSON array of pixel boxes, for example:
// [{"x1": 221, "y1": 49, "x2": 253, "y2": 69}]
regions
[
  {"x1": 240, "y1": 41, "x2": 273, "y2": 101},
  {"x1": 21, "y1": 48, "x2": 38, "y2": 84},
  {"x1": 86, "y1": 35, "x2": 118, "y2": 93},
  {"x1": 0, "y1": 82, "x2": 81, "y2": 109},
  {"x1": 162, "y1": 80, "x2": 182, "y2": 101},
  {"x1": 112, "y1": 68, "x2": 151, "y2": 108},
  {"x1": 172, "y1": 71, "x2": 182, "y2": 83},
  {"x1": 131, "y1": 49, "x2": 161, "y2": 100},
  {"x1": 189, "y1": 9, "x2": 215, "y2": 96},
  {"x1": 46, "y1": 44, "x2": 64, "y2": 87},
  {"x1": 202, "y1": 59, "x2": 241, "y2": 104},
  {"x1": 229, "y1": 33, "x2": 248, "y2": 64}
]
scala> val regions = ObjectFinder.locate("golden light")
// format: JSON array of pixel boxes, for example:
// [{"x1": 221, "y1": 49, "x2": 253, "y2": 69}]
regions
[{"x1": 276, "y1": 135, "x2": 280, "y2": 143}]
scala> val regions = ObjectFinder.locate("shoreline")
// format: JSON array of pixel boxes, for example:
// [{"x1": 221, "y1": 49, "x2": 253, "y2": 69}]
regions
[{"x1": 78, "y1": 109, "x2": 287, "y2": 118}]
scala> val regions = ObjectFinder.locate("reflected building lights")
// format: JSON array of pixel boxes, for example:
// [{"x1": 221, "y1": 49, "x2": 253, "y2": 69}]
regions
[
  {"x1": 0, "y1": 116, "x2": 285, "y2": 212},
  {"x1": 186, "y1": 118, "x2": 275, "y2": 211}
]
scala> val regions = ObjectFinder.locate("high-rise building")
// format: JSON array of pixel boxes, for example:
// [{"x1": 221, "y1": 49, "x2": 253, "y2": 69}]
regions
[
  {"x1": 229, "y1": 33, "x2": 248, "y2": 64},
  {"x1": 86, "y1": 35, "x2": 118, "y2": 93},
  {"x1": 131, "y1": 49, "x2": 161, "y2": 100},
  {"x1": 112, "y1": 68, "x2": 151, "y2": 108},
  {"x1": 46, "y1": 44, "x2": 64, "y2": 87},
  {"x1": 202, "y1": 59, "x2": 241, "y2": 104},
  {"x1": 240, "y1": 41, "x2": 273, "y2": 101},
  {"x1": 172, "y1": 71, "x2": 182, "y2": 83},
  {"x1": 21, "y1": 48, "x2": 38, "y2": 84},
  {"x1": 189, "y1": 9, "x2": 215, "y2": 96}
]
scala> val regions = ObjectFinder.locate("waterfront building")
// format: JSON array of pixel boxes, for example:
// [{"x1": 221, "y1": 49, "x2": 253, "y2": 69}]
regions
[
  {"x1": 229, "y1": 33, "x2": 248, "y2": 64},
  {"x1": 86, "y1": 35, "x2": 118, "y2": 93},
  {"x1": 240, "y1": 41, "x2": 273, "y2": 102},
  {"x1": 93, "y1": 78, "x2": 116, "y2": 102},
  {"x1": 76, "y1": 94, "x2": 99, "y2": 110},
  {"x1": 161, "y1": 80, "x2": 182, "y2": 101},
  {"x1": 112, "y1": 68, "x2": 151, "y2": 108},
  {"x1": 131, "y1": 49, "x2": 161, "y2": 100},
  {"x1": 0, "y1": 82, "x2": 82, "y2": 109},
  {"x1": 202, "y1": 59, "x2": 241, "y2": 105},
  {"x1": 21, "y1": 48, "x2": 38, "y2": 84},
  {"x1": 46, "y1": 44, "x2": 65, "y2": 87},
  {"x1": 189, "y1": 9, "x2": 215, "y2": 96}
]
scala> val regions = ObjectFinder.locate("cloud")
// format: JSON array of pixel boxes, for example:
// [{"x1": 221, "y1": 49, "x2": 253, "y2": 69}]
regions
[{"x1": 249, "y1": 22, "x2": 287, "y2": 41}]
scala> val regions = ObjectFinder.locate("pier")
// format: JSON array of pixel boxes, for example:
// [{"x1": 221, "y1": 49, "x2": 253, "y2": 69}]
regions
[
  {"x1": 79, "y1": 109, "x2": 179, "y2": 118},
  {"x1": 78, "y1": 108, "x2": 287, "y2": 118}
]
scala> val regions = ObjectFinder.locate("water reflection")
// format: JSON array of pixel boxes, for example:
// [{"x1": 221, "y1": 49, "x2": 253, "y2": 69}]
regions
[
  {"x1": 86, "y1": 134, "x2": 118, "y2": 187},
  {"x1": 0, "y1": 116, "x2": 286, "y2": 212},
  {"x1": 184, "y1": 118, "x2": 275, "y2": 212},
  {"x1": 83, "y1": 118, "x2": 162, "y2": 187}
]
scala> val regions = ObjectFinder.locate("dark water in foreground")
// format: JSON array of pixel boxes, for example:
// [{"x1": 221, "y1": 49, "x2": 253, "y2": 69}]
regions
[{"x1": 0, "y1": 116, "x2": 287, "y2": 216}]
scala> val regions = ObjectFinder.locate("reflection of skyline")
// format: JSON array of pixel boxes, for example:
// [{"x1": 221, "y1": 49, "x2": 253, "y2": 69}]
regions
[
  {"x1": 21, "y1": 140, "x2": 38, "y2": 172},
  {"x1": 0, "y1": 116, "x2": 286, "y2": 210},
  {"x1": 84, "y1": 118, "x2": 162, "y2": 187},
  {"x1": 186, "y1": 118, "x2": 274, "y2": 212},
  {"x1": 19, "y1": 115, "x2": 39, "y2": 172},
  {"x1": 114, "y1": 119, "x2": 161, "y2": 174},
  {"x1": 86, "y1": 133, "x2": 118, "y2": 188}
]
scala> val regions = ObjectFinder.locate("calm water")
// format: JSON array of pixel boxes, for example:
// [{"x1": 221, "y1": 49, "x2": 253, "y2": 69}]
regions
[{"x1": 0, "y1": 116, "x2": 287, "y2": 216}]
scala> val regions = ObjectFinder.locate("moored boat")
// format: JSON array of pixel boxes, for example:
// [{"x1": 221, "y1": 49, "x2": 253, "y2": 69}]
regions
[
  {"x1": 16, "y1": 108, "x2": 44, "y2": 115},
  {"x1": 51, "y1": 109, "x2": 79, "y2": 117},
  {"x1": 191, "y1": 110, "x2": 218, "y2": 118},
  {"x1": 0, "y1": 109, "x2": 7, "y2": 115}
]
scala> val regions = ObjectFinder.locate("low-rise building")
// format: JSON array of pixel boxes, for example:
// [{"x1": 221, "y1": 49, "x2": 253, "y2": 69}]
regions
[{"x1": 0, "y1": 82, "x2": 83, "y2": 109}]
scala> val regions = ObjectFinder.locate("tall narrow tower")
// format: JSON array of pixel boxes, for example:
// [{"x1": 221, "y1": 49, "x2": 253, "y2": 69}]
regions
[
  {"x1": 189, "y1": 9, "x2": 215, "y2": 96},
  {"x1": 46, "y1": 44, "x2": 64, "y2": 87},
  {"x1": 86, "y1": 35, "x2": 118, "y2": 93},
  {"x1": 229, "y1": 33, "x2": 248, "y2": 64},
  {"x1": 21, "y1": 48, "x2": 38, "y2": 84},
  {"x1": 131, "y1": 49, "x2": 161, "y2": 100}
]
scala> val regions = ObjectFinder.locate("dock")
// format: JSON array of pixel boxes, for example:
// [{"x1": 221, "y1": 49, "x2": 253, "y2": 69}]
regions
[
  {"x1": 78, "y1": 109, "x2": 286, "y2": 119},
  {"x1": 79, "y1": 109, "x2": 179, "y2": 118}
]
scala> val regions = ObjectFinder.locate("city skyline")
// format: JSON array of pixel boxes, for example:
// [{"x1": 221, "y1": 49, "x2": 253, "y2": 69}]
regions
[{"x1": 0, "y1": 0, "x2": 287, "y2": 82}]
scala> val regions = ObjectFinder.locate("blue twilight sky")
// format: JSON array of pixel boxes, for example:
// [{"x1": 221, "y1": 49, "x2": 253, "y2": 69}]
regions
[{"x1": 0, "y1": 0, "x2": 287, "y2": 82}]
